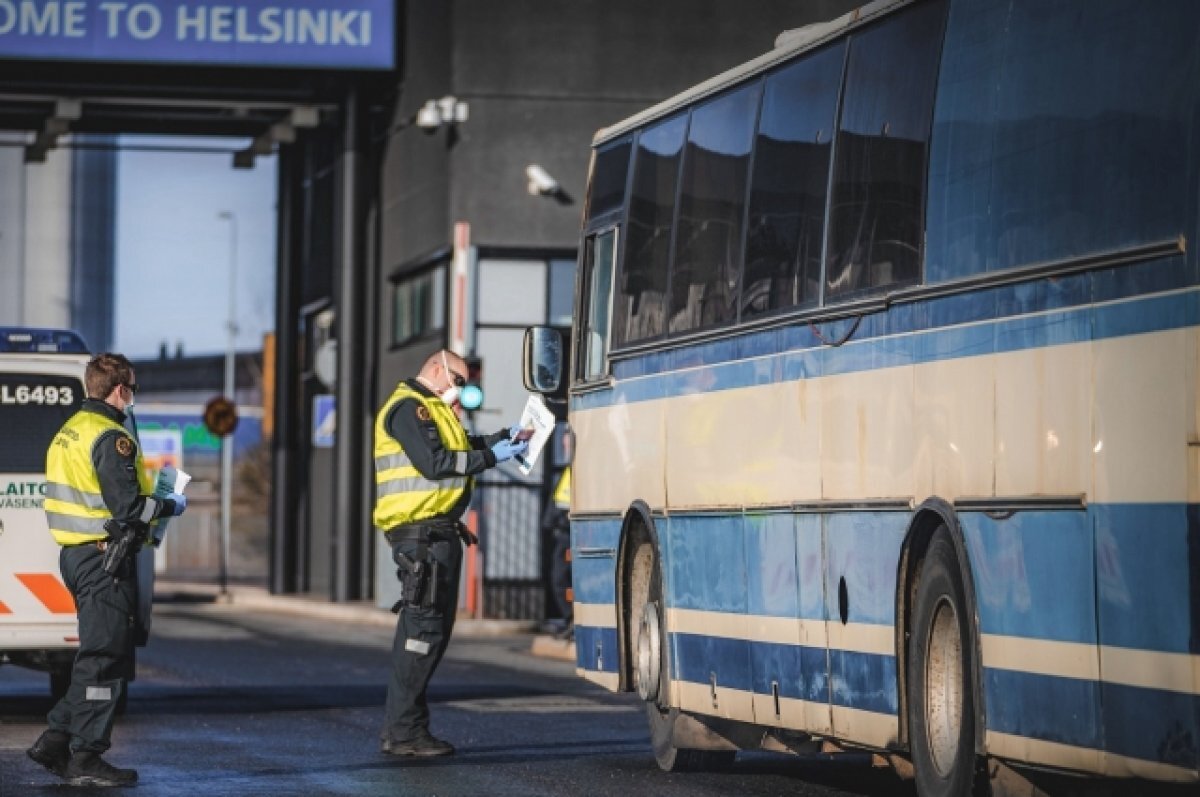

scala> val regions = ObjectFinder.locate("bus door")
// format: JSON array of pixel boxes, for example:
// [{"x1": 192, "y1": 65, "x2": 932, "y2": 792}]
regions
[{"x1": 746, "y1": 512, "x2": 833, "y2": 736}]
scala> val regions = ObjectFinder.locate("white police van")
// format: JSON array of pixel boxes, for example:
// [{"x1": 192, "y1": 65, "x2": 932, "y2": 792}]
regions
[{"x1": 0, "y1": 328, "x2": 153, "y2": 701}]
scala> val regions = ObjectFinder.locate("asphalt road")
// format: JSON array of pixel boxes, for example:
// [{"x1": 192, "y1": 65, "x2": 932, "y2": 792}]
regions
[{"x1": 0, "y1": 601, "x2": 912, "y2": 797}]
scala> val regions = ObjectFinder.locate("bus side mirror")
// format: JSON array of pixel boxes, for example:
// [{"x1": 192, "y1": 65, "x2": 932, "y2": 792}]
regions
[{"x1": 523, "y1": 326, "x2": 563, "y2": 395}]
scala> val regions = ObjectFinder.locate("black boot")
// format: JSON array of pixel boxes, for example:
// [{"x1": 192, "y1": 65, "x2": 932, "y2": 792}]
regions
[
  {"x1": 27, "y1": 729, "x2": 71, "y2": 777},
  {"x1": 65, "y1": 751, "x2": 138, "y2": 787},
  {"x1": 381, "y1": 730, "x2": 455, "y2": 757}
]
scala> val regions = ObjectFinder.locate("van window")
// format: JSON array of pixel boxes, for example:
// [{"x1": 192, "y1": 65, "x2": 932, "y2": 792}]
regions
[{"x1": 0, "y1": 374, "x2": 83, "y2": 473}]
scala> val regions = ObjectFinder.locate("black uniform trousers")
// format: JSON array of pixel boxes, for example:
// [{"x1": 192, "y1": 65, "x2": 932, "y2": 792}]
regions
[
  {"x1": 382, "y1": 525, "x2": 462, "y2": 743},
  {"x1": 47, "y1": 543, "x2": 136, "y2": 754}
]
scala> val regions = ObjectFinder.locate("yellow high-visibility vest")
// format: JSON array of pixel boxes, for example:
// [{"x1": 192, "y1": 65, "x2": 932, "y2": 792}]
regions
[
  {"x1": 373, "y1": 382, "x2": 471, "y2": 532},
  {"x1": 44, "y1": 410, "x2": 154, "y2": 546},
  {"x1": 553, "y1": 466, "x2": 571, "y2": 510}
]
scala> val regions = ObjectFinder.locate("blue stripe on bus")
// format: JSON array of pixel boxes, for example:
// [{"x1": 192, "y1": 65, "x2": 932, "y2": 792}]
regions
[
  {"x1": 1101, "y1": 680, "x2": 1200, "y2": 769},
  {"x1": 985, "y1": 668, "x2": 1103, "y2": 750},
  {"x1": 829, "y1": 648, "x2": 898, "y2": 715},
  {"x1": 583, "y1": 504, "x2": 1199, "y2": 659},
  {"x1": 672, "y1": 632, "x2": 896, "y2": 715},
  {"x1": 983, "y1": 666, "x2": 1200, "y2": 768},
  {"x1": 573, "y1": 264, "x2": 1198, "y2": 412},
  {"x1": 670, "y1": 632, "x2": 753, "y2": 690},
  {"x1": 574, "y1": 624, "x2": 619, "y2": 673},
  {"x1": 748, "y1": 639, "x2": 831, "y2": 705},
  {"x1": 661, "y1": 626, "x2": 1198, "y2": 768}
]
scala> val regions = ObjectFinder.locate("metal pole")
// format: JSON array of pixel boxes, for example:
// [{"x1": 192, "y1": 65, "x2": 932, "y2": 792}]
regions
[
  {"x1": 333, "y1": 89, "x2": 364, "y2": 602},
  {"x1": 218, "y1": 211, "x2": 238, "y2": 595},
  {"x1": 270, "y1": 146, "x2": 300, "y2": 594}
]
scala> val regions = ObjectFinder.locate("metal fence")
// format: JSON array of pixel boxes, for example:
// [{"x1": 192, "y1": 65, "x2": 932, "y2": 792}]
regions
[{"x1": 474, "y1": 476, "x2": 545, "y2": 619}]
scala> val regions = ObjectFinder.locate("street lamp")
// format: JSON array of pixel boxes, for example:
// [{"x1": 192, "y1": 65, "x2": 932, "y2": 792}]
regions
[{"x1": 217, "y1": 210, "x2": 238, "y2": 595}]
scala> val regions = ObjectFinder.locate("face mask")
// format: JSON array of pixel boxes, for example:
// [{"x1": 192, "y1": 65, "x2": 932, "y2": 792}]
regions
[{"x1": 438, "y1": 351, "x2": 461, "y2": 406}]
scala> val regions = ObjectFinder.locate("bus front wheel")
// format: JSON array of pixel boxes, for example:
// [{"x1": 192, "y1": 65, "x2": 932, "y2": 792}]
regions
[
  {"x1": 631, "y1": 539, "x2": 734, "y2": 772},
  {"x1": 907, "y1": 525, "x2": 982, "y2": 797}
]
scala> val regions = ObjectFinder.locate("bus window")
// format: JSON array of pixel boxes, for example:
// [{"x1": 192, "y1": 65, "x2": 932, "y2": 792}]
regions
[
  {"x1": 586, "y1": 138, "x2": 632, "y2": 222},
  {"x1": 614, "y1": 114, "x2": 687, "y2": 346},
  {"x1": 742, "y1": 41, "x2": 845, "y2": 319},
  {"x1": 578, "y1": 229, "x2": 617, "y2": 382},
  {"x1": 0, "y1": 374, "x2": 83, "y2": 473},
  {"x1": 825, "y1": 0, "x2": 947, "y2": 301},
  {"x1": 669, "y1": 83, "x2": 760, "y2": 334}
]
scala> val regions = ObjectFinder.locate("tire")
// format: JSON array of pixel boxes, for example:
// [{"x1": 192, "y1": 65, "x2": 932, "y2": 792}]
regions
[
  {"x1": 907, "y1": 526, "x2": 981, "y2": 797},
  {"x1": 632, "y1": 539, "x2": 736, "y2": 773}
]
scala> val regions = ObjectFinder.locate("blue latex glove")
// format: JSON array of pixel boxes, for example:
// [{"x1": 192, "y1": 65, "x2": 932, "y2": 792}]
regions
[
  {"x1": 509, "y1": 423, "x2": 535, "y2": 443},
  {"x1": 491, "y1": 438, "x2": 529, "y2": 463},
  {"x1": 167, "y1": 493, "x2": 188, "y2": 516}
]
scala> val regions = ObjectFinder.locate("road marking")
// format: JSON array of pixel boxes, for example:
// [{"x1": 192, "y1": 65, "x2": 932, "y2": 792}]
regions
[{"x1": 444, "y1": 694, "x2": 636, "y2": 714}]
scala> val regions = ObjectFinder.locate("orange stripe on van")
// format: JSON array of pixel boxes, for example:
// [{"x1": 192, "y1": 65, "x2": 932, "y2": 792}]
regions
[
  {"x1": 0, "y1": 599, "x2": 11, "y2": 614},
  {"x1": 16, "y1": 574, "x2": 76, "y2": 614}
]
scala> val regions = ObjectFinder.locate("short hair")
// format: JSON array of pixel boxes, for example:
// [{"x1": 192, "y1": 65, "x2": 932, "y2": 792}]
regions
[{"x1": 85, "y1": 353, "x2": 134, "y2": 399}]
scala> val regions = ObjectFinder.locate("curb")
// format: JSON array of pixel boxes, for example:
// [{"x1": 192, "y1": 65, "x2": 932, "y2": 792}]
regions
[
  {"x1": 529, "y1": 634, "x2": 576, "y2": 662},
  {"x1": 154, "y1": 581, "x2": 538, "y2": 638}
]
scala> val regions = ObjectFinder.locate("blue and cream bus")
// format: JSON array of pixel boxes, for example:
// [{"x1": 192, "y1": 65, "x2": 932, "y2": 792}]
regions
[{"x1": 524, "y1": 0, "x2": 1200, "y2": 793}]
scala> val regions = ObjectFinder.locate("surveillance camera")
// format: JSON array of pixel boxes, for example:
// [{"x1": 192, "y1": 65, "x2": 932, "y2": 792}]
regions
[
  {"x1": 525, "y1": 164, "x2": 560, "y2": 196},
  {"x1": 415, "y1": 100, "x2": 442, "y2": 132}
]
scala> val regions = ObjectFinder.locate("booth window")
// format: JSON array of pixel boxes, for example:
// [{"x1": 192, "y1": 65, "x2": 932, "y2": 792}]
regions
[{"x1": 392, "y1": 264, "x2": 446, "y2": 346}]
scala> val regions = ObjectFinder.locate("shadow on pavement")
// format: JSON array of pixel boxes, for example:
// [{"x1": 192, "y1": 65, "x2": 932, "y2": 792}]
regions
[{"x1": 0, "y1": 682, "x2": 566, "y2": 719}]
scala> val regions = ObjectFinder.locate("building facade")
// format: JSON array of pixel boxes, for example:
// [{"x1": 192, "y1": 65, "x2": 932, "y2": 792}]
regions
[{"x1": 272, "y1": 0, "x2": 861, "y2": 609}]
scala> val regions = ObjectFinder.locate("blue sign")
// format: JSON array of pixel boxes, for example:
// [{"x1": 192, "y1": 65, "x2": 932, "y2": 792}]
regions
[
  {"x1": 313, "y1": 394, "x2": 335, "y2": 448},
  {"x1": 0, "y1": 0, "x2": 394, "y2": 69}
]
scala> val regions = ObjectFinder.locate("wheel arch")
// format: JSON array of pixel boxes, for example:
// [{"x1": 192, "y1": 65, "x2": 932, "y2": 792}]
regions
[
  {"x1": 615, "y1": 500, "x2": 661, "y2": 694},
  {"x1": 895, "y1": 498, "x2": 986, "y2": 754}
]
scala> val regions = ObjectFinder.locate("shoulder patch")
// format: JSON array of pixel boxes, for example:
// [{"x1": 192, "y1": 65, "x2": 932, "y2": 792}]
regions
[
  {"x1": 114, "y1": 435, "x2": 134, "y2": 458},
  {"x1": 415, "y1": 405, "x2": 431, "y2": 422}
]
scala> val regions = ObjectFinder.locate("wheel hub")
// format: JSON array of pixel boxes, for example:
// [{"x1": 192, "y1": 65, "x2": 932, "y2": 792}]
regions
[
  {"x1": 924, "y1": 595, "x2": 963, "y2": 776},
  {"x1": 635, "y1": 600, "x2": 661, "y2": 702}
]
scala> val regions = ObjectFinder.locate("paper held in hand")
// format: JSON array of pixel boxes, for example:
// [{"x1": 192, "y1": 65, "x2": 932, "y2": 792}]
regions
[
  {"x1": 513, "y1": 395, "x2": 556, "y2": 475},
  {"x1": 152, "y1": 465, "x2": 192, "y2": 543}
]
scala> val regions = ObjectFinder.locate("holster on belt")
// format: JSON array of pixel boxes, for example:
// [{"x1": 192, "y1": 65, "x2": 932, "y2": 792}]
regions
[
  {"x1": 388, "y1": 526, "x2": 442, "y2": 612},
  {"x1": 100, "y1": 519, "x2": 143, "y2": 582}
]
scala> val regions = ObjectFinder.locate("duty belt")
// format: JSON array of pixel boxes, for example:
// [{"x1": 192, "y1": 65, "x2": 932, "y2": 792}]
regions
[{"x1": 385, "y1": 519, "x2": 462, "y2": 547}]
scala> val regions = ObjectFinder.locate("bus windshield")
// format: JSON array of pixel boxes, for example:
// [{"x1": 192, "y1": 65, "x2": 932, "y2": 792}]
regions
[{"x1": 0, "y1": 374, "x2": 83, "y2": 473}]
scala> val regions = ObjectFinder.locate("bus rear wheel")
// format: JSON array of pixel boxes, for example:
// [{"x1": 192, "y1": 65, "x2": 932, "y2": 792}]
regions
[
  {"x1": 631, "y1": 539, "x2": 735, "y2": 773},
  {"x1": 907, "y1": 525, "x2": 981, "y2": 797}
]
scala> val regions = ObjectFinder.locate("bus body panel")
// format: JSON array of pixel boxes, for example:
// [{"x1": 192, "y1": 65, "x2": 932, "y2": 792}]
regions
[
  {"x1": 0, "y1": 355, "x2": 86, "y2": 662},
  {"x1": 566, "y1": 0, "x2": 1200, "y2": 783},
  {"x1": 571, "y1": 289, "x2": 1200, "y2": 779}
]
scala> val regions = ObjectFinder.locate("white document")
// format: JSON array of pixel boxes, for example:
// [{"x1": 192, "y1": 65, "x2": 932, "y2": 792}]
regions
[
  {"x1": 152, "y1": 465, "x2": 192, "y2": 543},
  {"x1": 513, "y1": 394, "x2": 556, "y2": 475}
]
